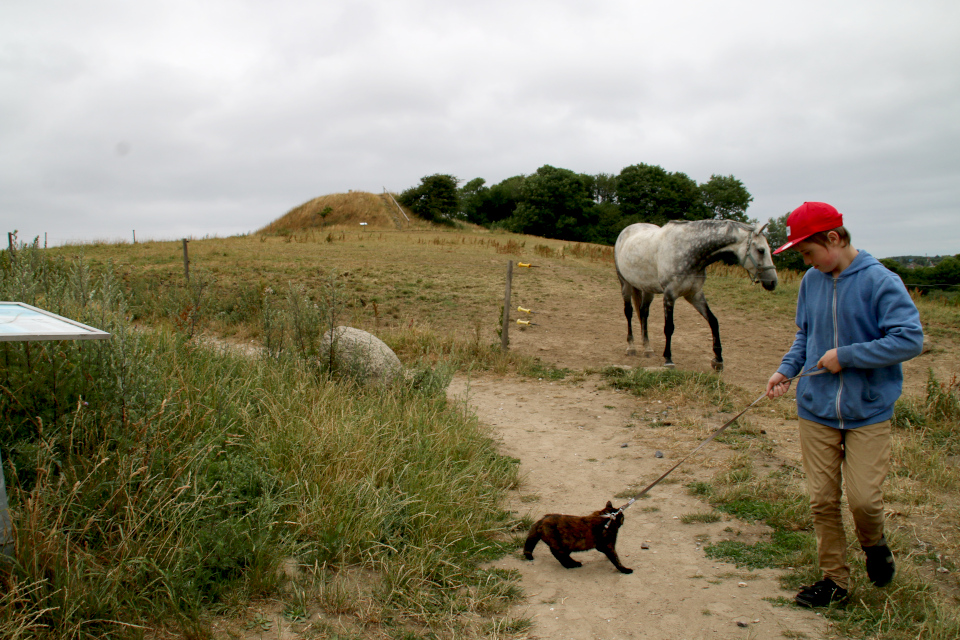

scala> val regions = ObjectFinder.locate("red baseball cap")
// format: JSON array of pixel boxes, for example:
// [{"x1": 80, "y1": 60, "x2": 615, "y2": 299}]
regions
[{"x1": 773, "y1": 202, "x2": 844, "y2": 254}]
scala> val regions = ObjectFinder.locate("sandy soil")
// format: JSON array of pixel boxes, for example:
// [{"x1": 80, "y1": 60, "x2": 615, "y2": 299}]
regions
[{"x1": 447, "y1": 372, "x2": 832, "y2": 640}]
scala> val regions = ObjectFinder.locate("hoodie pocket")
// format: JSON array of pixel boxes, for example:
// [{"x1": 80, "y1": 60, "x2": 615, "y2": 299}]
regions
[
  {"x1": 841, "y1": 371, "x2": 887, "y2": 421},
  {"x1": 799, "y1": 377, "x2": 839, "y2": 422}
]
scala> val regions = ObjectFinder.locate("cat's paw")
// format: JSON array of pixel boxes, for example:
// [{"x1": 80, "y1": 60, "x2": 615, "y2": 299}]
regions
[
  {"x1": 619, "y1": 567, "x2": 633, "y2": 574},
  {"x1": 522, "y1": 553, "x2": 534, "y2": 561}
]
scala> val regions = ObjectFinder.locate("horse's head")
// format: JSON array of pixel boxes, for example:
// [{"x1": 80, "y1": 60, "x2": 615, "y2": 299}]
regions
[{"x1": 743, "y1": 223, "x2": 778, "y2": 291}]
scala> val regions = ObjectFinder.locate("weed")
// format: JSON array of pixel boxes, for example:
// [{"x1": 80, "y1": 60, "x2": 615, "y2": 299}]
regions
[
  {"x1": 601, "y1": 367, "x2": 740, "y2": 411},
  {"x1": 518, "y1": 360, "x2": 569, "y2": 381},
  {"x1": 681, "y1": 512, "x2": 722, "y2": 524},
  {"x1": 705, "y1": 530, "x2": 814, "y2": 570}
]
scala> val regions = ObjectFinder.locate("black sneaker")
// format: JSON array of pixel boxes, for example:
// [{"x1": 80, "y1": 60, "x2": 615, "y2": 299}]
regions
[
  {"x1": 864, "y1": 541, "x2": 896, "y2": 587},
  {"x1": 795, "y1": 578, "x2": 848, "y2": 608}
]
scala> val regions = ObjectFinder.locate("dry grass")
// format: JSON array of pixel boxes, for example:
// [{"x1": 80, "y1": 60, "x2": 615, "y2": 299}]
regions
[
  {"x1": 59, "y1": 228, "x2": 615, "y2": 354},
  {"x1": 258, "y1": 191, "x2": 422, "y2": 233}
]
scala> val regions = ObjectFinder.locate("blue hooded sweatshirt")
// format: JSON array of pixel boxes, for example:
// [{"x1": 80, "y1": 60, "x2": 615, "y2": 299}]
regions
[{"x1": 776, "y1": 250, "x2": 924, "y2": 429}]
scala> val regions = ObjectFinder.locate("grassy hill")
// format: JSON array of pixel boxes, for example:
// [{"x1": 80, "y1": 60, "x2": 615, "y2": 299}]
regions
[{"x1": 258, "y1": 191, "x2": 422, "y2": 233}]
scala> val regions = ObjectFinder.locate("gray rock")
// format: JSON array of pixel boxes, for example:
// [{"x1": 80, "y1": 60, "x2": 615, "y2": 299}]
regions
[{"x1": 319, "y1": 326, "x2": 402, "y2": 385}]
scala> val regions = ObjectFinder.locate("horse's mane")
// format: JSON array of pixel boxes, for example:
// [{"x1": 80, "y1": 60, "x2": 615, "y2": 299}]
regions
[{"x1": 663, "y1": 219, "x2": 754, "y2": 231}]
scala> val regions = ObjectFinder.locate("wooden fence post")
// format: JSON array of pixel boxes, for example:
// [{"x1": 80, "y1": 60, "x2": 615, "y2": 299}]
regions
[
  {"x1": 182, "y1": 239, "x2": 190, "y2": 282},
  {"x1": 501, "y1": 260, "x2": 513, "y2": 352}
]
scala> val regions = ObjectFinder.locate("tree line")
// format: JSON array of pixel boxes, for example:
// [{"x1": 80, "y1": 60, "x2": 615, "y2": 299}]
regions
[
  {"x1": 397, "y1": 165, "x2": 958, "y2": 290},
  {"x1": 880, "y1": 255, "x2": 960, "y2": 294},
  {"x1": 397, "y1": 164, "x2": 755, "y2": 246}
]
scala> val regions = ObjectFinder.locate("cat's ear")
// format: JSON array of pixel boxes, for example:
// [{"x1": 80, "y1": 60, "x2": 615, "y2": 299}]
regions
[{"x1": 605, "y1": 501, "x2": 613, "y2": 510}]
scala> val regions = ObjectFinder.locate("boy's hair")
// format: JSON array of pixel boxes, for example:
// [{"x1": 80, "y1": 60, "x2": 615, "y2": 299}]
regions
[{"x1": 804, "y1": 226, "x2": 851, "y2": 247}]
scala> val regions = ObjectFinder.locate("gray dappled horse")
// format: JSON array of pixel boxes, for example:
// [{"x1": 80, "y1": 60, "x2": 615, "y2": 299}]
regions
[{"x1": 614, "y1": 220, "x2": 778, "y2": 371}]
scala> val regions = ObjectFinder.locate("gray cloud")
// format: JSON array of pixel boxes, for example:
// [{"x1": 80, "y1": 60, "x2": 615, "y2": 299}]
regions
[{"x1": 2, "y1": 0, "x2": 958, "y2": 255}]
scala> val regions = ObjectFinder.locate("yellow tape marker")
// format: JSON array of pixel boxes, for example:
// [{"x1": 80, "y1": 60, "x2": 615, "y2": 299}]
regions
[
  {"x1": 517, "y1": 306, "x2": 532, "y2": 314},
  {"x1": 516, "y1": 319, "x2": 531, "y2": 326},
  {"x1": 517, "y1": 262, "x2": 533, "y2": 268}
]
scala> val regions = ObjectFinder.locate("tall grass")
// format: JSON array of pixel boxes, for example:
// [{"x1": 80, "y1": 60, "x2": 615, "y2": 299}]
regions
[
  {"x1": 1, "y1": 242, "x2": 522, "y2": 637},
  {"x1": 891, "y1": 370, "x2": 960, "y2": 491}
]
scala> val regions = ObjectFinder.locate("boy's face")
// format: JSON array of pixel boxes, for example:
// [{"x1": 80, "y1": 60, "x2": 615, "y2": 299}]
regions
[{"x1": 794, "y1": 239, "x2": 843, "y2": 274}]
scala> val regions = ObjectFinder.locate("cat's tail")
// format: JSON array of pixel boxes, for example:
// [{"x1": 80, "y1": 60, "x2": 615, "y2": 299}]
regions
[{"x1": 523, "y1": 524, "x2": 540, "y2": 560}]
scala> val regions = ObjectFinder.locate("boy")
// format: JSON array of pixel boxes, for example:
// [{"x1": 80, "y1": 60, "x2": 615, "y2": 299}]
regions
[{"x1": 766, "y1": 202, "x2": 923, "y2": 607}]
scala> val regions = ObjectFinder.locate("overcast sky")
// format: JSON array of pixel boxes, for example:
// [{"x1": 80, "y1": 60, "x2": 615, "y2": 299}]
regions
[{"x1": 2, "y1": 0, "x2": 958, "y2": 257}]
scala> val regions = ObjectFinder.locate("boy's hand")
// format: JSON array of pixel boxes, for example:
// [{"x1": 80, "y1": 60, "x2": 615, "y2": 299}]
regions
[
  {"x1": 817, "y1": 348, "x2": 842, "y2": 373},
  {"x1": 766, "y1": 372, "x2": 791, "y2": 398}
]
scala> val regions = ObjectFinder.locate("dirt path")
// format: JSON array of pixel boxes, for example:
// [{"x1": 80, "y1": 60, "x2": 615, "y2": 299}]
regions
[
  {"x1": 445, "y1": 272, "x2": 954, "y2": 640},
  {"x1": 447, "y1": 372, "x2": 832, "y2": 640}
]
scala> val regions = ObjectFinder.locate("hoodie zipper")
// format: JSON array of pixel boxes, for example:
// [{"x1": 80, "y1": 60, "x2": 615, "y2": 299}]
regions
[{"x1": 833, "y1": 276, "x2": 844, "y2": 429}]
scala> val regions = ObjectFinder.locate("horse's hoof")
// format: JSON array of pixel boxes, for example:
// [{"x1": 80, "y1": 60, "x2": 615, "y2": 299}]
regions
[
  {"x1": 711, "y1": 359, "x2": 724, "y2": 372},
  {"x1": 663, "y1": 362, "x2": 676, "y2": 370},
  {"x1": 625, "y1": 347, "x2": 637, "y2": 356},
  {"x1": 644, "y1": 350, "x2": 655, "y2": 358}
]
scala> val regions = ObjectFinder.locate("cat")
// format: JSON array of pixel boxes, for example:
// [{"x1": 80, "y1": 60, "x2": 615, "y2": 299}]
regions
[{"x1": 523, "y1": 501, "x2": 632, "y2": 574}]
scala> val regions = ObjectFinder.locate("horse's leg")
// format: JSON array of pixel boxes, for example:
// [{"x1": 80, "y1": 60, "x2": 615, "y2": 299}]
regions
[
  {"x1": 619, "y1": 275, "x2": 637, "y2": 356},
  {"x1": 662, "y1": 292, "x2": 677, "y2": 369},
  {"x1": 686, "y1": 291, "x2": 723, "y2": 371},
  {"x1": 637, "y1": 290, "x2": 654, "y2": 357}
]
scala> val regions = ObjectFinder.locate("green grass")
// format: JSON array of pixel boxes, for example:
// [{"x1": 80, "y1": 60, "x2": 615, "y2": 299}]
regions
[
  {"x1": 705, "y1": 530, "x2": 814, "y2": 569},
  {"x1": 600, "y1": 366, "x2": 742, "y2": 411},
  {"x1": 518, "y1": 360, "x2": 570, "y2": 381},
  {"x1": 680, "y1": 512, "x2": 722, "y2": 524}
]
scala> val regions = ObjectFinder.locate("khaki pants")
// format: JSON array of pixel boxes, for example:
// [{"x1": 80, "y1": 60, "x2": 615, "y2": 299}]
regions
[{"x1": 799, "y1": 417, "x2": 891, "y2": 590}]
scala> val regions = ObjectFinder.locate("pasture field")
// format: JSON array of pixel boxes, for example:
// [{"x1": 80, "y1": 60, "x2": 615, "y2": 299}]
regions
[{"x1": 2, "y1": 224, "x2": 959, "y2": 639}]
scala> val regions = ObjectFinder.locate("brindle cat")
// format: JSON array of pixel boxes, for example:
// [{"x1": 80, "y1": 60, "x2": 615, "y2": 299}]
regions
[{"x1": 523, "y1": 501, "x2": 632, "y2": 574}]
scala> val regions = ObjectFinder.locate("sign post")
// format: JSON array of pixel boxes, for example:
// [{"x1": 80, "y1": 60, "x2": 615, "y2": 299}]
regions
[{"x1": 0, "y1": 301, "x2": 111, "y2": 561}]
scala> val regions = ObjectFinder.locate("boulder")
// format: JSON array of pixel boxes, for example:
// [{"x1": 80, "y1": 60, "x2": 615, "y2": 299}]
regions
[{"x1": 319, "y1": 326, "x2": 402, "y2": 385}]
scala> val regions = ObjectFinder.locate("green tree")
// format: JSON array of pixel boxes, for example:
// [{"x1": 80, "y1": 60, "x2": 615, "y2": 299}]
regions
[
  {"x1": 765, "y1": 212, "x2": 807, "y2": 272},
  {"x1": 587, "y1": 200, "x2": 625, "y2": 245},
  {"x1": 505, "y1": 165, "x2": 596, "y2": 240},
  {"x1": 883, "y1": 254, "x2": 960, "y2": 294},
  {"x1": 458, "y1": 177, "x2": 488, "y2": 223},
  {"x1": 701, "y1": 174, "x2": 754, "y2": 222},
  {"x1": 617, "y1": 163, "x2": 704, "y2": 224},
  {"x1": 932, "y1": 255, "x2": 960, "y2": 286},
  {"x1": 398, "y1": 174, "x2": 459, "y2": 224},
  {"x1": 589, "y1": 172, "x2": 619, "y2": 204},
  {"x1": 463, "y1": 175, "x2": 525, "y2": 226}
]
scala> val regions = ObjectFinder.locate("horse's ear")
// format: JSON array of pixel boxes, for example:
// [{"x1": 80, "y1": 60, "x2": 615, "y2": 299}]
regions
[{"x1": 756, "y1": 222, "x2": 768, "y2": 234}]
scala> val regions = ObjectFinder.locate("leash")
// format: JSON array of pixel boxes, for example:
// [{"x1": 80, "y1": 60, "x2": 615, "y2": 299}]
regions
[{"x1": 604, "y1": 365, "x2": 827, "y2": 527}]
